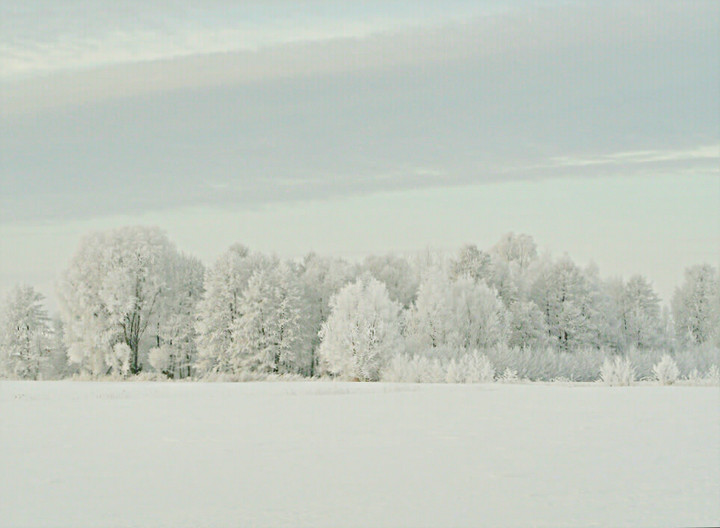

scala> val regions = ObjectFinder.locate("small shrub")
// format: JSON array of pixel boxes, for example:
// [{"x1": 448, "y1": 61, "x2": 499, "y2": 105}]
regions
[
  {"x1": 600, "y1": 356, "x2": 635, "y2": 386},
  {"x1": 706, "y1": 365, "x2": 720, "y2": 385},
  {"x1": 499, "y1": 367, "x2": 519, "y2": 383},
  {"x1": 652, "y1": 354, "x2": 679, "y2": 385},
  {"x1": 462, "y1": 350, "x2": 495, "y2": 383}
]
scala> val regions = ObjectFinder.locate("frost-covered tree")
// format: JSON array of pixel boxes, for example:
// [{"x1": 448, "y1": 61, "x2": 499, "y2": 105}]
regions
[
  {"x1": 405, "y1": 268, "x2": 509, "y2": 352},
  {"x1": 195, "y1": 245, "x2": 273, "y2": 374},
  {"x1": 531, "y1": 256, "x2": 598, "y2": 351},
  {"x1": 151, "y1": 253, "x2": 205, "y2": 378},
  {"x1": 672, "y1": 264, "x2": 719, "y2": 345},
  {"x1": 361, "y1": 254, "x2": 419, "y2": 308},
  {"x1": 231, "y1": 264, "x2": 310, "y2": 375},
  {"x1": 490, "y1": 232, "x2": 538, "y2": 272},
  {"x1": 450, "y1": 244, "x2": 492, "y2": 284},
  {"x1": 450, "y1": 243, "x2": 518, "y2": 305},
  {"x1": 621, "y1": 275, "x2": 663, "y2": 350},
  {"x1": 0, "y1": 285, "x2": 49, "y2": 379},
  {"x1": 300, "y1": 253, "x2": 357, "y2": 375},
  {"x1": 45, "y1": 317, "x2": 71, "y2": 379},
  {"x1": 318, "y1": 275, "x2": 403, "y2": 381},
  {"x1": 593, "y1": 277, "x2": 626, "y2": 351},
  {"x1": 59, "y1": 226, "x2": 181, "y2": 375},
  {"x1": 508, "y1": 300, "x2": 548, "y2": 349},
  {"x1": 452, "y1": 277, "x2": 510, "y2": 350}
]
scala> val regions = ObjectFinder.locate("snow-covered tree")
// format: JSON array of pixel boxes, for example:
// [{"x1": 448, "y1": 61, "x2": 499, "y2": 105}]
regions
[
  {"x1": 361, "y1": 254, "x2": 419, "y2": 308},
  {"x1": 45, "y1": 317, "x2": 71, "y2": 379},
  {"x1": 300, "y1": 253, "x2": 357, "y2": 375},
  {"x1": 672, "y1": 264, "x2": 719, "y2": 346},
  {"x1": 405, "y1": 268, "x2": 509, "y2": 352},
  {"x1": 195, "y1": 245, "x2": 273, "y2": 374},
  {"x1": 450, "y1": 244, "x2": 492, "y2": 284},
  {"x1": 450, "y1": 243, "x2": 518, "y2": 305},
  {"x1": 593, "y1": 277, "x2": 626, "y2": 351},
  {"x1": 318, "y1": 275, "x2": 404, "y2": 381},
  {"x1": 490, "y1": 232, "x2": 538, "y2": 272},
  {"x1": 59, "y1": 226, "x2": 180, "y2": 375},
  {"x1": 152, "y1": 253, "x2": 205, "y2": 378},
  {"x1": 531, "y1": 256, "x2": 598, "y2": 351},
  {"x1": 621, "y1": 275, "x2": 663, "y2": 350},
  {"x1": 231, "y1": 264, "x2": 310, "y2": 375},
  {"x1": 452, "y1": 277, "x2": 510, "y2": 350},
  {"x1": 508, "y1": 300, "x2": 548, "y2": 349},
  {"x1": 0, "y1": 285, "x2": 49, "y2": 379}
]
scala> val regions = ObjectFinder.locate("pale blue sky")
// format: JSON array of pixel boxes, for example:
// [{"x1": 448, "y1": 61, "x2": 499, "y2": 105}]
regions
[{"x1": 0, "y1": 0, "x2": 718, "y2": 310}]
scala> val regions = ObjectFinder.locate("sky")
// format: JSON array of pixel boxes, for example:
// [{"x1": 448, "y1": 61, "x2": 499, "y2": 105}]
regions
[{"x1": 0, "y1": 0, "x2": 718, "y2": 311}]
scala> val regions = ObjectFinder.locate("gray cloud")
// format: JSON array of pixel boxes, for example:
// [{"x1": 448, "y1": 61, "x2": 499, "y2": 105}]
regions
[{"x1": 1, "y1": 1, "x2": 718, "y2": 223}]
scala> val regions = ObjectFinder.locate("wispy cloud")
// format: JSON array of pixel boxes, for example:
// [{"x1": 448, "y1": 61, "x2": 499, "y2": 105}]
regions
[{"x1": 0, "y1": 1, "x2": 718, "y2": 223}]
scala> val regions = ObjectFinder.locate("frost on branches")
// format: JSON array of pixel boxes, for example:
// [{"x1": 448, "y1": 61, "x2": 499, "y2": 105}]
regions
[
  {"x1": 318, "y1": 275, "x2": 404, "y2": 381},
  {"x1": 4, "y1": 228, "x2": 718, "y2": 382},
  {"x1": 0, "y1": 285, "x2": 49, "y2": 379},
  {"x1": 58, "y1": 226, "x2": 199, "y2": 376}
]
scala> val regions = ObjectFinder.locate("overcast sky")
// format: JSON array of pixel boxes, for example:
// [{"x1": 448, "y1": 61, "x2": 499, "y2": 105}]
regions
[{"x1": 1, "y1": 0, "x2": 718, "y2": 310}]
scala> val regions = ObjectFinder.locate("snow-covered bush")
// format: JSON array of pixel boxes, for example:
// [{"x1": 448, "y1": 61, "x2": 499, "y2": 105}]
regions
[
  {"x1": 672, "y1": 345, "x2": 720, "y2": 379},
  {"x1": 652, "y1": 354, "x2": 679, "y2": 385},
  {"x1": 484, "y1": 345, "x2": 604, "y2": 382},
  {"x1": 499, "y1": 367, "x2": 519, "y2": 383},
  {"x1": 600, "y1": 356, "x2": 635, "y2": 386},
  {"x1": 382, "y1": 350, "x2": 494, "y2": 383},
  {"x1": 148, "y1": 345, "x2": 174, "y2": 377},
  {"x1": 106, "y1": 343, "x2": 132, "y2": 377},
  {"x1": 444, "y1": 358, "x2": 463, "y2": 383},
  {"x1": 460, "y1": 350, "x2": 495, "y2": 383},
  {"x1": 708, "y1": 365, "x2": 720, "y2": 383}
]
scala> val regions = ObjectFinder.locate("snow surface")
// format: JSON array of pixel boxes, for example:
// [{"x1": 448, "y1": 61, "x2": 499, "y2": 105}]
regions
[{"x1": 1, "y1": 381, "x2": 718, "y2": 527}]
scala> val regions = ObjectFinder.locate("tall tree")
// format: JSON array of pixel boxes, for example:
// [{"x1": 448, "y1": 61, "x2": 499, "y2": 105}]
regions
[
  {"x1": 0, "y1": 285, "x2": 49, "y2": 379},
  {"x1": 195, "y1": 245, "x2": 274, "y2": 374},
  {"x1": 490, "y1": 232, "x2": 538, "y2": 272},
  {"x1": 300, "y1": 253, "x2": 357, "y2": 376},
  {"x1": 150, "y1": 253, "x2": 205, "y2": 378},
  {"x1": 231, "y1": 264, "x2": 310, "y2": 375},
  {"x1": 318, "y1": 275, "x2": 404, "y2": 381},
  {"x1": 59, "y1": 226, "x2": 178, "y2": 375},
  {"x1": 405, "y1": 267, "x2": 509, "y2": 352},
  {"x1": 361, "y1": 254, "x2": 419, "y2": 308},
  {"x1": 622, "y1": 275, "x2": 663, "y2": 349},
  {"x1": 531, "y1": 256, "x2": 598, "y2": 351},
  {"x1": 672, "y1": 264, "x2": 719, "y2": 345}
]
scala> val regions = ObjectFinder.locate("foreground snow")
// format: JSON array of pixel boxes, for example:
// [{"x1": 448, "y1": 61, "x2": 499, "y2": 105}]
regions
[{"x1": 1, "y1": 382, "x2": 718, "y2": 527}]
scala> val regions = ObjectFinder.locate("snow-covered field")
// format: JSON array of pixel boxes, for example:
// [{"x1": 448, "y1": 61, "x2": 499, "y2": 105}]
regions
[{"x1": 1, "y1": 381, "x2": 718, "y2": 528}]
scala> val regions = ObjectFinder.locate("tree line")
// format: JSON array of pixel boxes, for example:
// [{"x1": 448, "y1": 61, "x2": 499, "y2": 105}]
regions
[{"x1": 1, "y1": 227, "x2": 718, "y2": 382}]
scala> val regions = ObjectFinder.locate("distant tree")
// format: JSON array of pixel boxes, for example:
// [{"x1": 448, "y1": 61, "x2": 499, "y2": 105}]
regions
[
  {"x1": 318, "y1": 275, "x2": 403, "y2": 381},
  {"x1": 621, "y1": 275, "x2": 663, "y2": 349},
  {"x1": 404, "y1": 267, "x2": 454, "y2": 350},
  {"x1": 300, "y1": 253, "x2": 357, "y2": 376},
  {"x1": 672, "y1": 264, "x2": 719, "y2": 345},
  {"x1": 361, "y1": 254, "x2": 419, "y2": 308},
  {"x1": 490, "y1": 232, "x2": 538, "y2": 272},
  {"x1": 195, "y1": 245, "x2": 273, "y2": 374},
  {"x1": 46, "y1": 317, "x2": 71, "y2": 379},
  {"x1": 0, "y1": 285, "x2": 49, "y2": 379},
  {"x1": 405, "y1": 267, "x2": 509, "y2": 352},
  {"x1": 231, "y1": 264, "x2": 310, "y2": 375},
  {"x1": 59, "y1": 226, "x2": 181, "y2": 375},
  {"x1": 450, "y1": 243, "x2": 518, "y2": 305},
  {"x1": 531, "y1": 256, "x2": 598, "y2": 351},
  {"x1": 151, "y1": 253, "x2": 205, "y2": 378},
  {"x1": 508, "y1": 301, "x2": 547, "y2": 349},
  {"x1": 450, "y1": 244, "x2": 492, "y2": 283}
]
